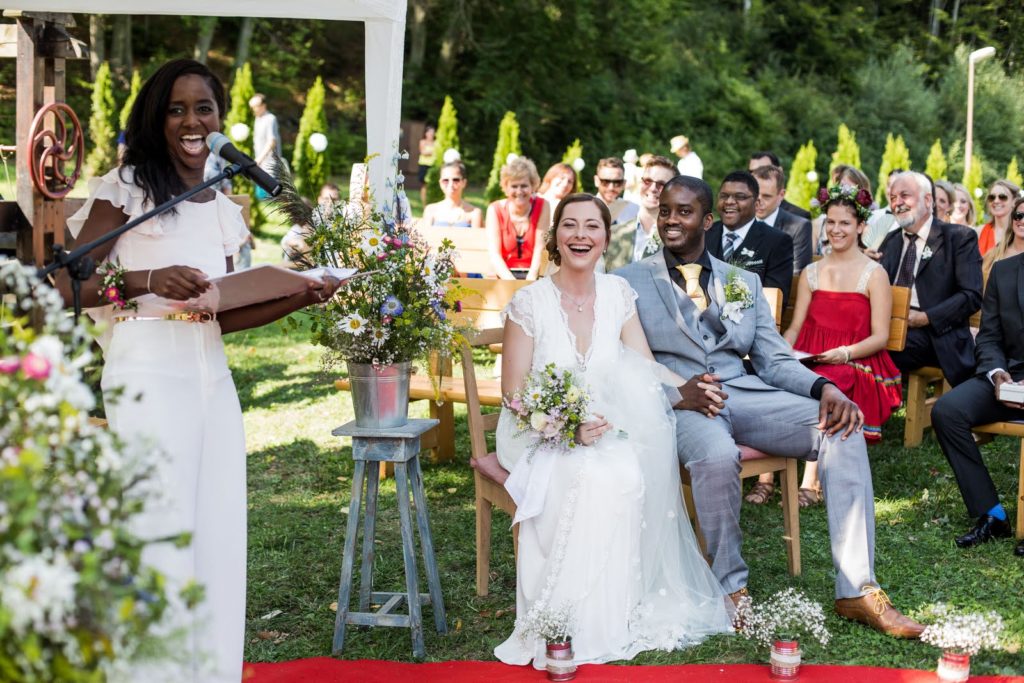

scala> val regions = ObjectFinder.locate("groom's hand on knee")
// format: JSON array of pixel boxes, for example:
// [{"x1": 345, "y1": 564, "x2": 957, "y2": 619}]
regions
[
  {"x1": 675, "y1": 373, "x2": 728, "y2": 418},
  {"x1": 818, "y1": 384, "x2": 864, "y2": 439}
]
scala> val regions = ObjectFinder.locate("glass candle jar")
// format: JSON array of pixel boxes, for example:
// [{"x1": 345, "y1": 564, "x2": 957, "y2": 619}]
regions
[
  {"x1": 770, "y1": 636, "x2": 801, "y2": 680},
  {"x1": 546, "y1": 638, "x2": 576, "y2": 681},
  {"x1": 936, "y1": 651, "x2": 970, "y2": 682}
]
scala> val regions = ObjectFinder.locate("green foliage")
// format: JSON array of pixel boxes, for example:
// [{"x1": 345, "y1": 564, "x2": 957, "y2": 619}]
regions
[
  {"x1": 963, "y1": 154, "x2": 985, "y2": 221},
  {"x1": 925, "y1": 139, "x2": 948, "y2": 182},
  {"x1": 86, "y1": 62, "x2": 118, "y2": 177},
  {"x1": 829, "y1": 124, "x2": 861, "y2": 176},
  {"x1": 876, "y1": 134, "x2": 912, "y2": 205},
  {"x1": 224, "y1": 63, "x2": 255, "y2": 197},
  {"x1": 485, "y1": 111, "x2": 522, "y2": 203},
  {"x1": 560, "y1": 138, "x2": 584, "y2": 192},
  {"x1": 291, "y1": 76, "x2": 330, "y2": 200},
  {"x1": 118, "y1": 69, "x2": 142, "y2": 131},
  {"x1": 1006, "y1": 157, "x2": 1023, "y2": 189},
  {"x1": 785, "y1": 141, "x2": 818, "y2": 211},
  {"x1": 425, "y1": 96, "x2": 460, "y2": 204}
]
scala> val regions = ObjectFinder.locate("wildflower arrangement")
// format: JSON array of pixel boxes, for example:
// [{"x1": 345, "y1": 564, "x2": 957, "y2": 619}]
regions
[
  {"x1": 273, "y1": 151, "x2": 466, "y2": 368},
  {"x1": 734, "y1": 588, "x2": 831, "y2": 649},
  {"x1": 810, "y1": 184, "x2": 873, "y2": 222},
  {"x1": 96, "y1": 259, "x2": 137, "y2": 311},
  {"x1": 920, "y1": 604, "x2": 1005, "y2": 656},
  {"x1": 0, "y1": 260, "x2": 184, "y2": 680},
  {"x1": 504, "y1": 363, "x2": 591, "y2": 457},
  {"x1": 521, "y1": 601, "x2": 575, "y2": 644},
  {"x1": 716, "y1": 267, "x2": 755, "y2": 323}
]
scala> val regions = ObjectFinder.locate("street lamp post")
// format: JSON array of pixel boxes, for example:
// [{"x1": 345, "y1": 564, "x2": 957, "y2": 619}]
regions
[{"x1": 965, "y1": 46, "x2": 996, "y2": 178}]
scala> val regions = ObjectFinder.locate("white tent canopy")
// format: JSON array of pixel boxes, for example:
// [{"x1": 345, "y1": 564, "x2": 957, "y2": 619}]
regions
[{"x1": 9, "y1": 1, "x2": 406, "y2": 207}]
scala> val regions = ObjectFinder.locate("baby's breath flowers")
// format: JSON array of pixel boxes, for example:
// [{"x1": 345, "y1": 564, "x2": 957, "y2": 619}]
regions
[
  {"x1": 920, "y1": 604, "x2": 1005, "y2": 656},
  {"x1": 734, "y1": 588, "x2": 831, "y2": 649}
]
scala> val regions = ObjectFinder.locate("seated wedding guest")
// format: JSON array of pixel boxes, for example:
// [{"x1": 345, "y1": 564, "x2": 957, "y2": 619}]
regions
[
  {"x1": 604, "y1": 155, "x2": 676, "y2": 272},
  {"x1": 485, "y1": 156, "x2": 550, "y2": 280},
  {"x1": 748, "y1": 149, "x2": 811, "y2": 219},
  {"x1": 931, "y1": 251, "x2": 1024, "y2": 558},
  {"x1": 877, "y1": 171, "x2": 983, "y2": 387},
  {"x1": 977, "y1": 179, "x2": 1020, "y2": 256},
  {"x1": 950, "y1": 182, "x2": 978, "y2": 228},
  {"x1": 752, "y1": 164, "x2": 812, "y2": 272},
  {"x1": 494, "y1": 193, "x2": 733, "y2": 669},
  {"x1": 57, "y1": 58, "x2": 340, "y2": 683},
  {"x1": 706, "y1": 170, "x2": 795, "y2": 305},
  {"x1": 538, "y1": 162, "x2": 577, "y2": 213},
  {"x1": 420, "y1": 160, "x2": 482, "y2": 228},
  {"x1": 281, "y1": 183, "x2": 339, "y2": 264},
  {"x1": 982, "y1": 195, "x2": 1024, "y2": 286},
  {"x1": 815, "y1": 165, "x2": 875, "y2": 255},
  {"x1": 934, "y1": 180, "x2": 956, "y2": 222},
  {"x1": 593, "y1": 156, "x2": 639, "y2": 226},
  {"x1": 670, "y1": 134, "x2": 703, "y2": 179},
  {"x1": 619, "y1": 174, "x2": 923, "y2": 638},
  {"x1": 765, "y1": 186, "x2": 902, "y2": 507}
]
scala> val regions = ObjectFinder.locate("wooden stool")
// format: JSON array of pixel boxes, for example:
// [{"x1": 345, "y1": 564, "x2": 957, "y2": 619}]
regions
[{"x1": 331, "y1": 418, "x2": 446, "y2": 658}]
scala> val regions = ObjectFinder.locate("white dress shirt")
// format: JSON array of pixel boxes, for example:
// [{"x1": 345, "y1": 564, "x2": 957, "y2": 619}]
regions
[
  {"x1": 898, "y1": 217, "x2": 932, "y2": 309},
  {"x1": 761, "y1": 207, "x2": 781, "y2": 227},
  {"x1": 633, "y1": 217, "x2": 658, "y2": 262}
]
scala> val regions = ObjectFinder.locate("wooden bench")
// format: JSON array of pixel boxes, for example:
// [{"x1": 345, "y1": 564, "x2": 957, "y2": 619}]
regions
[
  {"x1": 972, "y1": 420, "x2": 1024, "y2": 540},
  {"x1": 420, "y1": 226, "x2": 494, "y2": 277}
]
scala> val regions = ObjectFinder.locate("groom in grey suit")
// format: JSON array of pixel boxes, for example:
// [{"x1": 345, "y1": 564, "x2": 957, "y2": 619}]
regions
[{"x1": 617, "y1": 175, "x2": 923, "y2": 638}]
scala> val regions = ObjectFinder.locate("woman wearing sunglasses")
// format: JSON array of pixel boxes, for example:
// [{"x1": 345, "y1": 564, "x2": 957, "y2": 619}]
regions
[
  {"x1": 485, "y1": 156, "x2": 551, "y2": 279},
  {"x1": 977, "y1": 179, "x2": 1020, "y2": 256},
  {"x1": 982, "y1": 195, "x2": 1024, "y2": 287},
  {"x1": 420, "y1": 160, "x2": 482, "y2": 229}
]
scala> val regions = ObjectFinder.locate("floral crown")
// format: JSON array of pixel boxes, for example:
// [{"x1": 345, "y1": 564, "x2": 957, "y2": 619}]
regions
[{"x1": 811, "y1": 184, "x2": 872, "y2": 222}]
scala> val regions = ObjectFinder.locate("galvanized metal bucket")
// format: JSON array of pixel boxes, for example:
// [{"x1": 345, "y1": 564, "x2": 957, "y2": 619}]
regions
[{"x1": 347, "y1": 361, "x2": 411, "y2": 429}]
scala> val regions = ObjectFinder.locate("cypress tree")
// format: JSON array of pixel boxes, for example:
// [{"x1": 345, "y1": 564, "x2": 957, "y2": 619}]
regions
[
  {"x1": 86, "y1": 62, "x2": 118, "y2": 177},
  {"x1": 785, "y1": 141, "x2": 818, "y2": 211},
  {"x1": 962, "y1": 154, "x2": 984, "y2": 222},
  {"x1": 1006, "y1": 156, "x2": 1023, "y2": 188},
  {"x1": 561, "y1": 139, "x2": 584, "y2": 192},
  {"x1": 292, "y1": 76, "x2": 330, "y2": 199},
  {"x1": 829, "y1": 124, "x2": 861, "y2": 176},
  {"x1": 924, "y1": 139, "x2": 947, "y2": 182},
  {"x1": 425, "y1": 96, "x2": 460, "y2": 204},
  {"x1": 119, "y1": 69, "x2": 142, "y2": 132},
  {"x1": 876, "y1": 134, "x2": 912, "y2": 205},
  {"x1": 224, "y1": 63, "x2": 255, "y2": 196},
  {"x1": 485, "y1": 111, "x2": 522, "y2": 202}
]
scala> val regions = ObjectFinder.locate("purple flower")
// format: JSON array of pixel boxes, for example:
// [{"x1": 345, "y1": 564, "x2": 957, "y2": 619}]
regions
[
  {"x1": 431, "y1": 302, "x2": 447, "y2": 320},
  {"x1": 380, "y1": 296, "x2": 404, "y2": 317},
  {"x1": 454, "y1": 300, "x2": 463, "y2": 313}
]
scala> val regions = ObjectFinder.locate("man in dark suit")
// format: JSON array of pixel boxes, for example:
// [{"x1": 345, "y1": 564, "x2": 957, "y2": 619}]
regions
[
  {"x1": 707, "y1": 170, "x2": 795, "y2": 305},
  {"x1": 877, "y1": 171, "x2": 982, "y2": 387},
  {"x1": 931, "y1": 253, "x2": 1024, "y2": 557},
  {"x1": 749, "y1": 150, "x2": 811, "y2": 220},
  {"x1": 751, "y1": 165, "x2": 812, "y2": 272}
]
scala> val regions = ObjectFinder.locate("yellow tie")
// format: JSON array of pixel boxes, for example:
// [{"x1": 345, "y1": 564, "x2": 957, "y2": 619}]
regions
[{"x1": 677, "y1": 263, "x2": 708, "y2": 312}]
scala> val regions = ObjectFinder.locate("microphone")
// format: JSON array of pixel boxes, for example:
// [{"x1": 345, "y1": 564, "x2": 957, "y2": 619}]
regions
[{"x1": 206, "y1": 131, "x2": 282, "y2": 197}]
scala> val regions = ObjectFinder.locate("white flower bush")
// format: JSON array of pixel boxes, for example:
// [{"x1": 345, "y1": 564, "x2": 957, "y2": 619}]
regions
[
  {"x1": 920, "y1": 604, "x2": 1005, "y2": 656},
  {"x1": 0, "y1": 260, "x2": 182, "y2": 680},
  {"x1": 734, "y1": 587, "x2": 831, "y2": 649}
]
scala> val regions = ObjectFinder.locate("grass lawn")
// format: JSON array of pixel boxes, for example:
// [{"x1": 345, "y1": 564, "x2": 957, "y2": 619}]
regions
[{"x1": 232, "y1": 220, "x2": 1023, "y2": 674}]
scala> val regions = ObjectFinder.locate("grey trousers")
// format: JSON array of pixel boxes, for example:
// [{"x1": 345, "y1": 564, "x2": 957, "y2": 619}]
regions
[{"x1": 675, "y1": 383, "x2": 877, "y2": 599}]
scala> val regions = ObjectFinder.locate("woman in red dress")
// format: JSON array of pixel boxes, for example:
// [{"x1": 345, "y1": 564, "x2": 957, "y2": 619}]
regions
[
  {"x1": 785, "y1": 185, "x2": 902, "y2": 504},
  {"x1": 485, "y1": 156, "x2": 551, "y2": 279}
]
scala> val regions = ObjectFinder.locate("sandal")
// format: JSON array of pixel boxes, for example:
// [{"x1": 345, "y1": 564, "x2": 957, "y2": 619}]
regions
[
  {"x1": 744, "y1": 481, "x2": 775, "y2": 505},
  {"x1": 798, "y1": 487, "x2": 823, "y2": 508}
]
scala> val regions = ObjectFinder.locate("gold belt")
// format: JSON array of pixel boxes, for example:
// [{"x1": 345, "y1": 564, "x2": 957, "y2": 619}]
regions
[{"x1": 114, "y1": 311, "x2": 217, "y2": 324}]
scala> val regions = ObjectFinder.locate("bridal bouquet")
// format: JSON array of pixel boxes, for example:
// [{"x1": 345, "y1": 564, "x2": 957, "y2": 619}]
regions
[
  {"x1": 504, "y1": 363, "x2": 590, "y2": 456},
  {"x1": 0, "y1": 261, "x2": 183, "y2": 680},
  {"x1": 920, "y1": 604, "x2": 1005, "y2": 655}
]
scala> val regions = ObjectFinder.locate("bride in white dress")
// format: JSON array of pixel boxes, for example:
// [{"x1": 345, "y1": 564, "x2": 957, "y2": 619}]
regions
[{"x1": 494, "y1": 194, "x2": 733, "y2": 668}]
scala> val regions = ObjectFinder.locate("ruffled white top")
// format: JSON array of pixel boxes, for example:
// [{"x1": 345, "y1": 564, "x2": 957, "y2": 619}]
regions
[{"x1": 67, "y1": 167, "x2": 249, "y2": 345}]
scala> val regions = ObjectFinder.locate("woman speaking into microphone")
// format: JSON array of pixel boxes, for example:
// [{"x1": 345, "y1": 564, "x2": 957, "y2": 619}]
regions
[{"x1": 55, "y1": 58, "x2": 338, "y2": 682}]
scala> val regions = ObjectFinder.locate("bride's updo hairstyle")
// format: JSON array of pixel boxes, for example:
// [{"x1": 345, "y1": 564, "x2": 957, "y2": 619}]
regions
[{"x1": 545, "y1": 193, "x2": 611, "y2": 266}]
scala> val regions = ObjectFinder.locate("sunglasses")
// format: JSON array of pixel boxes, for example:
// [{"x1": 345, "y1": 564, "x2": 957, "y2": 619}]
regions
[
  {"x1": 597, "y1": 177, "x2": 625, "y2": 187},
  {"x1": 641, "y1": 177, "x2": 667, "y2": 190},
  {"x1": 1013, "y1": 211, "x2": 1024, "y2": 222},
  {"x1": 988, "y1": 193, "x2": 1010, "y2": 203}
]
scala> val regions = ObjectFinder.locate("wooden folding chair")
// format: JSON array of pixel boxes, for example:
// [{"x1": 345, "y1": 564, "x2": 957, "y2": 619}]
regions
[{"x1": 972, "y1": 420, "x2": 1024, "y2": 540}]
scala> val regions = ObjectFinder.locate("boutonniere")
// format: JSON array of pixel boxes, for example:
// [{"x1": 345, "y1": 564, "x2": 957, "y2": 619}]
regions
[
  {"x1": 740, "y1": 247, "x2": 756, "y2": 258},
  {"x1": 644, "y1": 232, "x2": 662, "y2": 255},
  {"x1": 921, "y1": 246, "x2": 933, "y2": 261},
  {"x1": 716, "y1": 268, "x2": 755, "y2": 323}
]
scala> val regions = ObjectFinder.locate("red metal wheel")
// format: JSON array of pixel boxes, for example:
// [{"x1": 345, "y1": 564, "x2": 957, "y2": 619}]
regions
[{"x1": 25, "y1": 102, "x2": 85, "y2": 199}]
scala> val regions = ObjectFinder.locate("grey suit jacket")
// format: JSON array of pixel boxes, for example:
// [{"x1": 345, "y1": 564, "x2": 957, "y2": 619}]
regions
[
  {"x1": 604, "y1": 219, "x2": 661, "y2": 272},
  {"x1": 774, "y1": 208, "x2": 813, "y2": 272},
  {"x1": 617, "y1": 249, "x2": 820, "y2": 406}
]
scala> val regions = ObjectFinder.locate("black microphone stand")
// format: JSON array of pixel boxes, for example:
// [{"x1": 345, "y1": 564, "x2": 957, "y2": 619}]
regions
[{"x1": 39, "y1": 164, "x2": 242, "y2": 321}]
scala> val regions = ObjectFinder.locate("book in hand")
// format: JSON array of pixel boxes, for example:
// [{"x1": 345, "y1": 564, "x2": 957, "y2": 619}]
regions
[
  {"x1": 185, "y1": 264, "x2": 360, "y2": 312},
  {"x1": 792, "y1": 349, "x2": 821, "y2": 364},
  {"x1": 998, "y1": 381, "x2": 1024, "y2": 404}
]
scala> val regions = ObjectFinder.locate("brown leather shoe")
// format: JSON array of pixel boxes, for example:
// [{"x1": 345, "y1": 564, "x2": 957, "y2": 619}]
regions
[
  {"x1": 835, "y1": 586, "x2": 924, "y2": 639},
  {"x1": 728, "y1": 587, "x2": 750, "y2": 608},
  {"x1": 729, "y1": 588, "x2": 751, "y2": 629}
]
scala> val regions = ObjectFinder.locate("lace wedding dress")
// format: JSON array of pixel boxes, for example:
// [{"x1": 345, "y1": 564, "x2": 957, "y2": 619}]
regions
[{"x1": 494, "y1": 274, "x2": 734, "y2": 668}]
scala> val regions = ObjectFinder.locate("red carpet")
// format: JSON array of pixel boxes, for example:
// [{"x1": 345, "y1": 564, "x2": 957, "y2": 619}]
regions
[{"x1": 244, "y1": 658, "x2": 1024, "y2": 682}]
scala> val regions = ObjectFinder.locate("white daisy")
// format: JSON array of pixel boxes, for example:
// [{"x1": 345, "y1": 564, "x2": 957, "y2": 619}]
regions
[{"x1": 340, "y1": 313, "x2": 368, "y2": 336}]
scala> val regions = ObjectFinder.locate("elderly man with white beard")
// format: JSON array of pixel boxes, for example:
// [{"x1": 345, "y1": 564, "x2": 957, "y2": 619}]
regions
[{"x1": 876, "y1": 171, "x2": 983, "y2": 387}]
